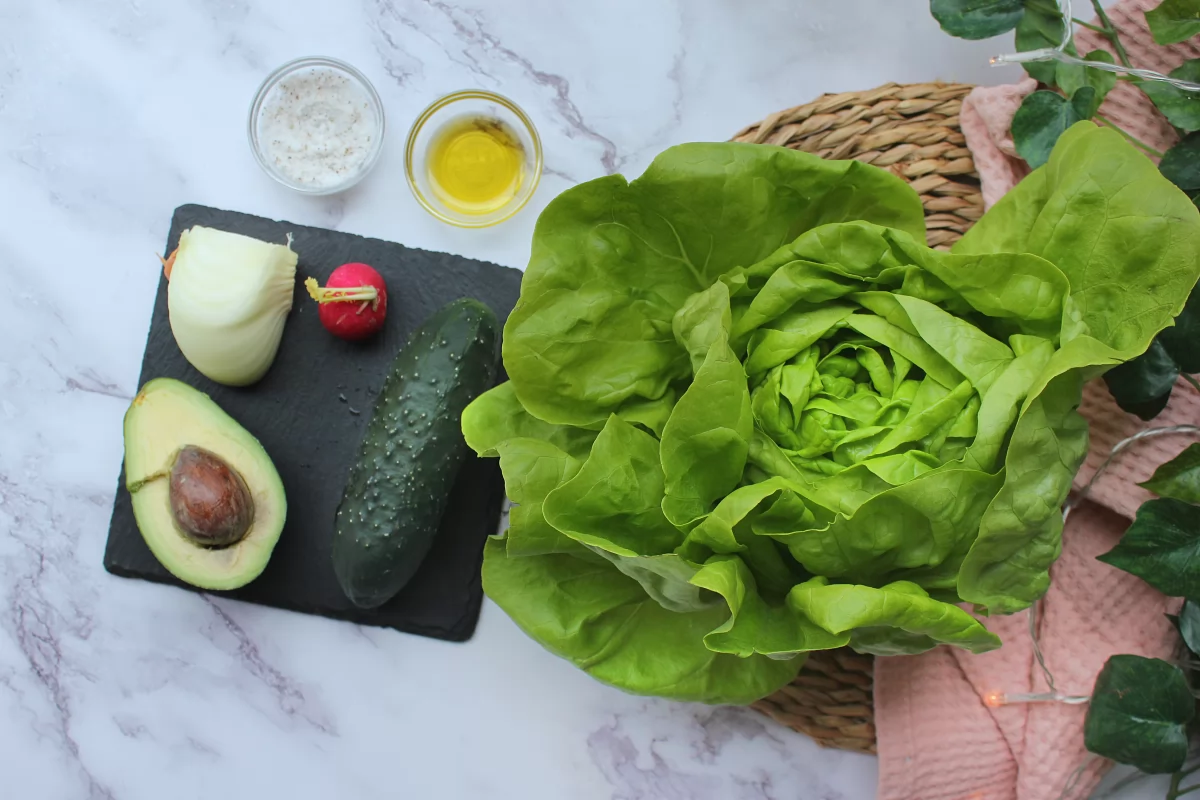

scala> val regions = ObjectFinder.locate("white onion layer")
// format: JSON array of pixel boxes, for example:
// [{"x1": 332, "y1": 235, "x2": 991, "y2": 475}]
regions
[{"x1": 167, "y1": 226, "x2": 298, "y2": 386}]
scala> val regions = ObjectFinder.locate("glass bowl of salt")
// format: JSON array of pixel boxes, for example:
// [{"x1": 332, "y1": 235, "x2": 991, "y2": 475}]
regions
[{"x1": 248, "y1": 56, "x2": 386, "y2": 195}]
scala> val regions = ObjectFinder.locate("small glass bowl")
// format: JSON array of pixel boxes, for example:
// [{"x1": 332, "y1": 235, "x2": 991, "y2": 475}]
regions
[
  {"x1": 405, "y1": 90, "x2": 543, "y2": 228},
  {"x1": 248, "y1": 57, "x2": 386, "y2": 195}
]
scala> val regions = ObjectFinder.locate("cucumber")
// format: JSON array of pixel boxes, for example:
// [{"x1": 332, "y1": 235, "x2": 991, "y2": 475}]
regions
[{"x1": 332, "y1": 298, "x2": 499, "y2": 609}]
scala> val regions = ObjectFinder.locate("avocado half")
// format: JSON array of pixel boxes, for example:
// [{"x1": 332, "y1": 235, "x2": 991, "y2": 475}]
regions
[{"x1": 123, "y1": 378, "x2": 287, "y2": 590}]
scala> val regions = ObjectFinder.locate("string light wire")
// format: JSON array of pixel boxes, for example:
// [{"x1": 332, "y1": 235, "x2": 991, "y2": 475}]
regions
[
  {"x1": 1054, "y1": 756, "x2": 1104, "y2": 800},
  {"x1": 989, "y1": 0, "x2": 1200, "y2": 92},
  {"x1": 1022, "y1": 426, "x2": 1200, "y2": 702},
  {"x1": 983, "y1": 424, "x2": 1200, "y2": 797},
  {"x1": 1064, "y1": 424, "x2": 1200, "y2": 524}
]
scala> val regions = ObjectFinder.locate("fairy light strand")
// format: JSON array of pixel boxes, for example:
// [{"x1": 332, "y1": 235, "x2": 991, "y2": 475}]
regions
[
  {"x1": 1054, "y1": 756, "x2": 1104, "y2": 800},
  {"x1": 989, "y1": 0, "x2": 1200, "y2": 92},
  {"x1": 983, "y1": 689, "x2": 1089, "y2": 707},
  {"x1": 978, "y1": 423, "x2": 1200, "y2": 797},
  {"x1": 986, "y1": 424, "x2": 1200, "y2": 709},
  {"x1": 1029, "y1": 594, "x2": 1061, "y2": 694},
  {"x1": 1064, "y1": 424, "x2": 1200, "y2": 525}
]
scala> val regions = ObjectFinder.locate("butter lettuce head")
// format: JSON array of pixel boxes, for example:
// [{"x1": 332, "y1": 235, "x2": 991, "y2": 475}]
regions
[{"x1": 464, "y1": 123, "x2": 1200, "y2": 705}]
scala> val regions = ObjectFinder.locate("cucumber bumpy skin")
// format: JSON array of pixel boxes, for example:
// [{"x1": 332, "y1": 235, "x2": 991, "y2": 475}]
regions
[{"x1": 332, "y1": 298, "x2": 499, "y2": 609}]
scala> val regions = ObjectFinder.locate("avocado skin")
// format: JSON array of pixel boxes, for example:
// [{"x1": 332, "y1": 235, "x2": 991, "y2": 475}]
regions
[{"x1": 332, "y1": 299, "x2": 499, "y2": 609}]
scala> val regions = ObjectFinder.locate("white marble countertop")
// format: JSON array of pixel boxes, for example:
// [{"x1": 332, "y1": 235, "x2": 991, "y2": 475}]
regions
[{"x1": 0, "y1": 1, "x2": 1165, "y2": 798}]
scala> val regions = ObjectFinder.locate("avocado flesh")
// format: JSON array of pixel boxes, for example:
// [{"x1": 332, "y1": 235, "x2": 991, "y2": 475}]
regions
[{"x1": 124, "y1": 378, "x2": 287, "y2": 590}]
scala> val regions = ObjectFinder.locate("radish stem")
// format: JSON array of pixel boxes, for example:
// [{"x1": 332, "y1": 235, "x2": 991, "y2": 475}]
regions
[{"x1": 305, "y1": 277, "x2": 380, "y2": 309}]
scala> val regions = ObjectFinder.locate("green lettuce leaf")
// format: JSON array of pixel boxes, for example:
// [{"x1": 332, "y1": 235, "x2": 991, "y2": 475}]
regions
[
  {"x1": 691, "y1": 556, "x2": 848, "y2": 657},
  {"x1": 462, "y1": 382, "x2": 596, "y2": 558},
  {"x1": 788, "y1": 577, "x2": 1001, "y2": 655},
  {"x1": 955, "y1": 123, "x2": 1200, "y2": 355},
  {"x1": 503, "y1": 143, "x2": 925, "y2": 430},
  {"x1": 955, "y1": 123, "x2": 1200, "y2": 610},
  {"x1": 480, "y1": 540, "x2": 803, "y2": 704},
  {"x1": 660, "y1": 282, "x2": 754, "y2": 527},
  {"x1": 467, "y1": 132, "x2": 1200, "y2": 705},
  {"x1": 543, "y1": 414, "x2": 681, "y2": 558}
]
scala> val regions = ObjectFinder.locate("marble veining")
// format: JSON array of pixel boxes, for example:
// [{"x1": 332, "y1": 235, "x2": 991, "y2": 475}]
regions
[{"x1": 0, "y1": 1, "x2": 1158, "y2": 798}]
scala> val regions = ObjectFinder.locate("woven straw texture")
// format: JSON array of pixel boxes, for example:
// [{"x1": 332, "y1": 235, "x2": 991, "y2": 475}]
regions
[
  {"x1": 736, "y1": 81, "x2": 982, "y2": 754},
  {"x1": 732, "y1": 82, "x2": 983, "y2": 250}
]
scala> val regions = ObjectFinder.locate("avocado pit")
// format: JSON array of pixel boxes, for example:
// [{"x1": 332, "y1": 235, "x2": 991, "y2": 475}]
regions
[{"x1": 169, "y1": 446, "x2": 256, "y2": 548}]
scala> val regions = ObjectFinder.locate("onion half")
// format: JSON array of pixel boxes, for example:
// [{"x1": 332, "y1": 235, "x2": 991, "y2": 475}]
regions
[{"x1": 167, "y1": 226, "x2": 298, "y2": 386}]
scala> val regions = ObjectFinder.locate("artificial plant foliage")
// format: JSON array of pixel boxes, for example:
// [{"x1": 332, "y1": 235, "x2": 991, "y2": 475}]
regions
[
  {"x1": 1056, "y1": 50, "x2": 1117, "y2": 102},
  {"x1": 1158, "y1": 288, "x2": 1200, "y2": 378},
  {"x1": 1087, "y1": 444, "x2": 1200, "y2": 782},
  {"x1": 1144, "y1": 0, "x2": 1200, "y2": 45},
  {"x1": 1103, "y1": 340, "x2": 1182, "y2": 421},
  {"x1": 1160, "y1": 132, "x2": 1200, "y2": 208},
  {"x1": 1012, "y1": 88, "x2": 1099, "y2": 167},
  {"x1": 930, "y1": 0, "x2": 1026, "y2": 39},
  {"x1": 1141, "y1": 443, "x2": 1200, "y2": 504},
  {"x1": 1140, "y1": 60, "x2": 1200, "y2": 133},
  {"x1": 1015, "y1": 2, "x2": 1071, "y2": 84},
  {"x1": 1084, "y1": 655, "x2": 1194, "y2": 775},
  {"x1": 1169, "y1": 599, "x2": 1200, "y2": 654},
  {"x1": 1099, "y1": 497, "x2": 1200, "y2": 599}
]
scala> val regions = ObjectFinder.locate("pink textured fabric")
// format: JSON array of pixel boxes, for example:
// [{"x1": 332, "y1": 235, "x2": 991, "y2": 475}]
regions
[
  {"x1": 1075, "y1": 380, "x2": 1200, "y2": 520},
  {"x1": 960, "y1": 78, "x2": 1035, "y2": 208},
  {"x1": 877, "y1": 503, "x2": 1180, "y2": 800},
  {"x1": 876, "y1": 616, "x2": 1030, "y2": 800},
  {"x1": 876, "y1": 3, "x2": 1199, "y2": 798}
]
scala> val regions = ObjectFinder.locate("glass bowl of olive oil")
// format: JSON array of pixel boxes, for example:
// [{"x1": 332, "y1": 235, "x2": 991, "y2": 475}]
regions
[{"x1": 405, "y1": 90, "x2": 543, "y2": 228}]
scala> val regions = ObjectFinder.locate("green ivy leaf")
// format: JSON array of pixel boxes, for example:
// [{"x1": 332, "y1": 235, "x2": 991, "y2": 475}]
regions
[
  {"x1": 1169, "y1": 602, "x2": 1200, "y2": 686},
  {"x1": 1159, "y1": 282, "x2": 1200, "y2": 373},
  {"x1": 1072, "y1": 85, "x2": 1102, "y2": 119},
  {"x1": 1098, "y1": 497, "x2": 1200, "y2": 597},
  {"x1": 1015, "y1": 4, "x2": 1068, "y2": 85},
  {"x1": 1174, "y1": 600, "x2": 1200, "y2": 654},
  {"x1": 1084, "y1": 654, "x2": 1194, "y2": 774},
  {"x1": 1057, "y1": 50, "x2": 1118, "y2": 107},
  {"x1": 1141, "y1": 444, "x2": 1200, "y2": 504},
  {"x1": 931, "y1": 0, "x2": 1025, "y2": 39},
  {"x1": 1141, "y1": 60, "x2": 1200, "y2": 133},
  {"x1": 1103, "y1": 339, "x2": 1180, "y2": 421},
  {"x1": 1160, "y1": 132, "x2": 1200, "y2": 210},
  {"x1": 1145, "y1": 0, "x2": 1200, "y2": 45},
  {"x1": 1012, "y1": 89, "x2": 1097, "y2": 168},
  {"x1": 1120, "y1": 393, "x2": 1174, "y2": 421}
]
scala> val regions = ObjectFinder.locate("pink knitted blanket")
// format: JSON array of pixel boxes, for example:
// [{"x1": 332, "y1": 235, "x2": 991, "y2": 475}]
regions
[{"x1": 875, "y1": 3, "x2": 1200, "y2": 798}]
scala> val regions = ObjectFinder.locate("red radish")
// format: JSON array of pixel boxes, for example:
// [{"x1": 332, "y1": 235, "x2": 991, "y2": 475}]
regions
[{"x1": 305, "y1": 263, "x2": 388, "y2": 341}]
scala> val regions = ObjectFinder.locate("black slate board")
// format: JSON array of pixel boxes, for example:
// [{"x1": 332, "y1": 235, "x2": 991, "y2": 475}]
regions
[{"x1": 105, "y1": 204, "x2": 523, "y2": 642}]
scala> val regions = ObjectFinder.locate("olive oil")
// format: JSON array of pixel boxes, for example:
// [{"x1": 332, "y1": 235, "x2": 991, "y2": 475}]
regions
[{"x1": 426, "y1": 116, "x2": 525, "y2": 215}]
